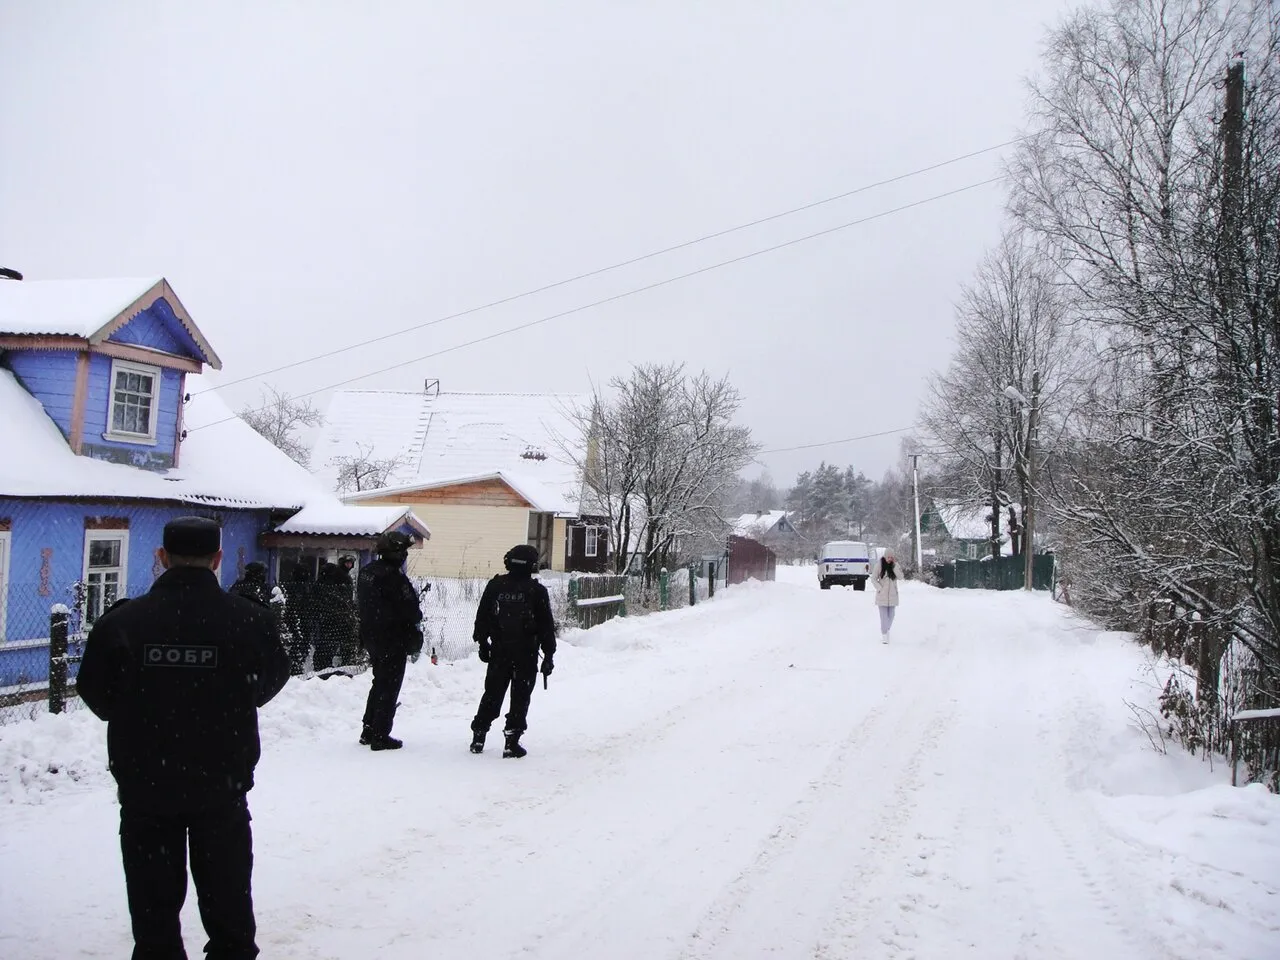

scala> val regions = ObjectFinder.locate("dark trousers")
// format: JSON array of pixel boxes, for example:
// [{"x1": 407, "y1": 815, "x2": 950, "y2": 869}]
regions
[
  {"x1": 119, "y1": 798, "x2": 257, "y2": 960},
  {"x1": 471, "y1": 645, "x2": 539, "y2": 736},
  {"x1": 362, "y1": 645, "x2": 407, "y2": 737}
]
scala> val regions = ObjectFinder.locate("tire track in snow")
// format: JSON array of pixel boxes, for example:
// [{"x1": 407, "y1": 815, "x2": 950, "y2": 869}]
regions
[
  {"x1": 808, "y1": 701, "x2": 957, "y2": 960},
  {"x1": 674, "y1": 645, "x2": 960, "y2": 960}
]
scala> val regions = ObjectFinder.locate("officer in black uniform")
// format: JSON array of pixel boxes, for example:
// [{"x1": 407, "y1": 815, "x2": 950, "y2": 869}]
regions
[
  {"x1": 228, "y1": 560, "x2": 271, "y2": 607},
  {"x1": 469, "y1": 544, "x2": 557, "y2": 758},
  {"x1": 77, "y1": 516, "x2": 290, "y2": 960},
  {"x1": 356, "y1": 531, "x2": 423, "y2": 750}
]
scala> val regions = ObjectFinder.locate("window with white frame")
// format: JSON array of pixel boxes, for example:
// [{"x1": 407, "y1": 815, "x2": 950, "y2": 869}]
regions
[
  {"x1": 585, "y1": 526, "x2": 600, "y2": 558},
  {"x1": 106, "y1": 359, "x2": 161, "y2": 443},
  {"x1": 84, "y1": 531, "x2": 129, "y2": 626}
]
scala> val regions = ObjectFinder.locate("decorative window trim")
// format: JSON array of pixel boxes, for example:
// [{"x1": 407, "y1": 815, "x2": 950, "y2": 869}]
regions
[
  {"x1": 585, "y1": 526, "x2": 600, "y2": 558},
  {"x1": 104, "y1": 358, "x2": 161, "y2": 446},
  {"x1": 83, "y1": 529, "x2": 130, "y2": 626}
]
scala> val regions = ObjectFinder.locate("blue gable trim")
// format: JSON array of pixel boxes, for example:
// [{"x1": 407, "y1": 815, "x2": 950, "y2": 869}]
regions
[{"x1": 108, "y1": 298, "x2": 207, "y2": 364}]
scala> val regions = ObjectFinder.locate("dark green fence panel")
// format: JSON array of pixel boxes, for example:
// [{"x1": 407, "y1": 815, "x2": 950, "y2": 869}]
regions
[{"x1": 950, "y1": 554, "x2": 1054, "y2": 591}]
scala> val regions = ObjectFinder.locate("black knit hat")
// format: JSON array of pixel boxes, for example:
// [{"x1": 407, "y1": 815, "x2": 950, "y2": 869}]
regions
[{"x1": 163, "y1": 516, "x2": 221, "y2": 557}]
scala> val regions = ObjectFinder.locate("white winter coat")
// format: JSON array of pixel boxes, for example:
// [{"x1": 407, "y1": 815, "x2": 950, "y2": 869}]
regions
[{"x1": 871, "y1": 560, "x2": 900, "y2": 607}]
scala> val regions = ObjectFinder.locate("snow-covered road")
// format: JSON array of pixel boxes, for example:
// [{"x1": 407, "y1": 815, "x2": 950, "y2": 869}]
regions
[{"x1": 2, "y1": 569, "x2": 1277, "y2": 959}]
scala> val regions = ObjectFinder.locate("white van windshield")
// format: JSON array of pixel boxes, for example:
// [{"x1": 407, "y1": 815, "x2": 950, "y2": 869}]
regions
[{"x1": 822, "y1": 542, "x2": 869, "y2": 561}]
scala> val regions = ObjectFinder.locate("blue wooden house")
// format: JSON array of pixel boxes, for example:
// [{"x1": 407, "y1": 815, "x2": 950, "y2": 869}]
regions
[{"x1": 0, "y1": 276, "x2": 428, "y2": 692}]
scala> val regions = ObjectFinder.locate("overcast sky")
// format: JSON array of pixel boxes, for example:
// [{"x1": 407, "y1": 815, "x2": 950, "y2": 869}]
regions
[{"x1": 1, "y1": 0, "x2": 1071, "y2": 487}]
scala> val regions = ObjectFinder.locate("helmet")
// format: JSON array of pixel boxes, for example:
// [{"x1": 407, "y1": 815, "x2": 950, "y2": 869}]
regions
[
  {"x1": 375, "y1": 531, "x2": 413, "y2": 557},
  {"x1": 503, "y1": 544, "x2": 541, "y2": 572}
]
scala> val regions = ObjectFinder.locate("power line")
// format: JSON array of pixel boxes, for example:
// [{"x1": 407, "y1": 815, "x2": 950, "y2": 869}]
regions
[
  {"x1": 758, "y1": 426, "x2": 916, "y2": 455},
  {"x1": 195, "y1": 138, "x2": 1023, "y2": 396},
  {"x1": 192, "y1": 175, "x2": 1004, "y2": 432}
]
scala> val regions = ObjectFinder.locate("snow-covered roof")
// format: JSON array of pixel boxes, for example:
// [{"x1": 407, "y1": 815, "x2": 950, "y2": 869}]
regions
[
  {"x1": 274, "y1": 502, "x2": 430, "y2": 539},
  {"x1": 0, "y1": 277, "x2": 222, "y2": 369},
  {"x1": 344, "y1": 469, "x2": 574, "y2": 515},
  {"x1": 732, "y1": 510, "x2": 793, "y2": 538},
  {"x1": 0, "y1": 368, "x2": 422, "y2": 537},
  {"x1": 932, "y1": 499, "x2": 1007, "y2": 547},
  {"x1": 312, "y1": 389, "x2": 589, "y2": 513}
]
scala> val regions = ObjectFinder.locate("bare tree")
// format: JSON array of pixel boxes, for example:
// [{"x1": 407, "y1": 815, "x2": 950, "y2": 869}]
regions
[
  {"x1": 573, "y1": 364, "x2": 759, "y2": 581},
  {"x1": 1009, "y1": 0, "x2": 1280, "y2": 748},
  {"x1": 331, "y1": 443, "x2": 409, "y2": 495},
  {"x1": 239, "y1": 385, "x2": 324, "y2": 467},
  {"x1": 918, "y1": 229, "x2": 1082, "y2": 559}
]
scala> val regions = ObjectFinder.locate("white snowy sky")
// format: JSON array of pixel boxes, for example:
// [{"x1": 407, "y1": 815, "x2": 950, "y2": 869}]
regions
[{"x1": 0, "y1": 0, "x2": 1070, "y2": 484}]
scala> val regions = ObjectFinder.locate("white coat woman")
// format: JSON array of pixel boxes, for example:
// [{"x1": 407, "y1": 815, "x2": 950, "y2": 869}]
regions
[{"x1": 871, "y1": 550, "x2": 900, "y2": 643}]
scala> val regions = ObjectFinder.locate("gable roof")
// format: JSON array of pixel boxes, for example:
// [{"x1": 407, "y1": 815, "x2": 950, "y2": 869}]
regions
[
  {"x1": 0, "y1": 277, "x2": 222, "y2": 369},
  {"x1": 0, "y1": 368, "x2": 421, "y2": 537},
  {"x1": 312, "y1": 389, "x2": 589, "y2": 513},
  {"x1": 343, "y1": 469, "x2": 574, "y2": 515},
  {"x1": 931, "y1": 499, "x2": 999, "y2": 542},
  {"x1": 732, "y1": 510, "x2": 794, "y2": 538}
]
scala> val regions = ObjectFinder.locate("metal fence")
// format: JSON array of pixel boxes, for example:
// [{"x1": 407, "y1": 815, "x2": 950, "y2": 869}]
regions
[
  {"x1": 1, "y1": 562, "x2": 729, "y2": 724},
  {"x1": 0, "y1": 584, "x2": 91, "y2": 724},
  {"x1": 934, "y1": 553, "x2": 1056, "y2": 590}
]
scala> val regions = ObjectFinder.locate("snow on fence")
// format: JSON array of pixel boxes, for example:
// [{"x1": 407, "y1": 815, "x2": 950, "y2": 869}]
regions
[{"x1": 1231, "y1": 709, "x2": 1280, "y2": 791}]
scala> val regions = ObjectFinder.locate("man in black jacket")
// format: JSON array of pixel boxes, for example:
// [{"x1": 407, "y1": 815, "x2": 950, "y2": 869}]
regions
[
  {"x1": 77, "y1": 516, "x2": 290, "y2": 960},
  {"x1": 228, "y1": 560, "x2": 271, "y2": 608},
  {"x1": 469, "y1": 544, "x2": 557, "y2": 758},
  {"x1": 356, "y1": 531, "x2": 423, "y2": 750}
]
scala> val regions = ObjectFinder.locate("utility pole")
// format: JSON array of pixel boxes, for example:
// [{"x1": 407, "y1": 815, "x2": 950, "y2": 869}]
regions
[
  {"x1": 1222, "y1": 59, "x2": 1245, "y2": 315},
  {"x1": 910, "y1": 453, "x2": 923, "y2": 572},
  {"x1": 1023, "y1": 371, "x2": 1040, "y2": 592}
]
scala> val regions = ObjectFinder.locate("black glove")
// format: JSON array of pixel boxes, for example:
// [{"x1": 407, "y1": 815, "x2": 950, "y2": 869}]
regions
[
  {"x1": 407, "y1": 628, "x2": 424, "y2": 657},
  {"x1": 477, "y1": 639, "x2": 491, "y2": 663},
  {"x1": 541, "y1": 656, "x2": 554, "y2": 677}
]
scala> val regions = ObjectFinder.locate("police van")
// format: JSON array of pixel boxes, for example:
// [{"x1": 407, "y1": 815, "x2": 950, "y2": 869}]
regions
[{"x1": 818, "y1": 540, "x2": 872, "y2": 590}]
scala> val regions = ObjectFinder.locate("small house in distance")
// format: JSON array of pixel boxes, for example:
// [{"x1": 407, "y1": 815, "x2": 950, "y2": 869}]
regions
[{"x1": 312, "y1": 384, "x2": 608, "y2": 578}]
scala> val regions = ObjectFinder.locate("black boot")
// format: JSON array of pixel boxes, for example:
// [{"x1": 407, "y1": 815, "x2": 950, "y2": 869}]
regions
[
  {"x1": 369, "y1": 734, "x2": 403, "y2": 751},
  {"x1": 502, "y1": 733, "x2": 527, "y2": 759},
  {"x1": 359, "y1": 725, "x2": 373, "y2": 746},
  {"x1": 469, "y1": 730, "x2": 486, "y2": 754}
]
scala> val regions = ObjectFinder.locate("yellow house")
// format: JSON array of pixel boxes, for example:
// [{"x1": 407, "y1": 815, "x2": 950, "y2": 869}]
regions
[
  {"x1": 343, "y1": 471, "x2": 574, "y2": 579},
  {"x1": 310, "y1": 386, "x2": 611, "y2": 577}
]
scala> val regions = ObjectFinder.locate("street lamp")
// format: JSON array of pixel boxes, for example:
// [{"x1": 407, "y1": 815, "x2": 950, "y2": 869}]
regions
[{"x1": 1004, "y1": 372, "x2": 1040, "y2": 591}]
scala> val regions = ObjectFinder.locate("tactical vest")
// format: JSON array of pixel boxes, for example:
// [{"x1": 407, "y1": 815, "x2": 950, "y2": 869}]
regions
[{"x1": 495, "y1": 580, "x2": 537, "y2": 644}]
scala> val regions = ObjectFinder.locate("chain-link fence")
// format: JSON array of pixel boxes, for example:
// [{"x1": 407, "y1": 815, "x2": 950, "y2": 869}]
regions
[
  {"x1": 0, "y1": 583, "x2": 91, "y2": 724},
  {"x1": 416, "y1": 563, "x2": 724, "y2": 661},
  {"x1": 1, "y1": 562, "x2": 731, "y2": 724}
]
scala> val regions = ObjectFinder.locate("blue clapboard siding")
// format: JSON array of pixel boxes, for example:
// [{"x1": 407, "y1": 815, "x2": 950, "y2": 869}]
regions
[
  {"x1": 0, "y1": 498, "x2": 274, "y2": 686},
  {"x1": 2, "y1": 352, "x2": 79, "y2": 439},
  {"x1": 81, "y1": 355, "x2": 183, "y2": 470},
  {"x1": 109, "y1": 299, "x2": 202, "y2": 361}
]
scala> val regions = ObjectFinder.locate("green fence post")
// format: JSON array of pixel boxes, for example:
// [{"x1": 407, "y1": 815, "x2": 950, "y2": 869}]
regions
[
  {"x1": 618, "y1": 576, "x2": 627, "y2": 618},
  {"x1": 707, "y1": 561, "x2": 716, "y2": 599},
  {"x1": 659, "y1": 568, "x2": 669, "y2": 610},
  {"x1": 567, "y1": 577, "x2": 580, "y2": 628},
  {"x1": 689, "y1": 562, "x2": 697, "y2": 606}
]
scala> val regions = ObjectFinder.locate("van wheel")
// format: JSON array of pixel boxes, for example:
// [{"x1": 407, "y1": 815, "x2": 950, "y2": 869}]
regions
[
  {"x1": 853, "y1": 579, "x2": 866, "y2": 591},
  {"x1": 820, "y1": 580, "x2": 831, "y2": 590}
]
